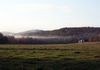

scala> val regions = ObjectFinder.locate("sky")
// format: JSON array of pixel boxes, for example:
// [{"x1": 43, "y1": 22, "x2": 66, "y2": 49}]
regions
[{"x1": 0, "y1": 0, "x2": 100, "y2": 32}]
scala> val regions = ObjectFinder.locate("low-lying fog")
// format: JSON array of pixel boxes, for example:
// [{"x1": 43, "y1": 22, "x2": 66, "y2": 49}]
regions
[
  {"x1": 14, "y1": 35, "x2": 64, "y2": 38},
  {"x1": 14, "y1": 35, "x2": 66, "y2": 39}
]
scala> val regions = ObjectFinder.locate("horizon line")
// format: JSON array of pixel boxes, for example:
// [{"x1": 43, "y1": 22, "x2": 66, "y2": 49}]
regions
[{"x1": 0, "y1": 26, "x2": 100, "y2": 33}]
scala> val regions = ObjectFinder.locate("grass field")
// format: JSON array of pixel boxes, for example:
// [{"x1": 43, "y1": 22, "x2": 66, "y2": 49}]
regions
[{"x1": 0, "y1": 42, "x2": 100, "y2": 70}]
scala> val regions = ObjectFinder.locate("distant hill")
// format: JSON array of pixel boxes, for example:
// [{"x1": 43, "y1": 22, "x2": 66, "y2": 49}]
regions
[
  {"x1": 16, "y1": 30, "x2": 44, "y2": 36},
  {"x1": 17, "y1": 27, "x2": 100, "y2": 36},
  {"x1": 9, "y1": 27, "x2": 99, "y2": 41},
  {"x1": 1, "y1": 32, "x2": 14, "y2": 36},
  {"x1": 1, "y1": 27, "x2": 100, "y2": 44}
]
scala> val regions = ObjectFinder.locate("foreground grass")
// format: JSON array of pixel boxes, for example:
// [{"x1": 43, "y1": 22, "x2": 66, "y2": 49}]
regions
[{"x1": 0, "y1": 43, "x2": 100, "y2": 70}]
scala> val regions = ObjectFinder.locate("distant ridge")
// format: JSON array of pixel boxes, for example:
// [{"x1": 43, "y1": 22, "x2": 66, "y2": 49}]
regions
[
  {"x1": 17, "y1": 30, "x2": 44, "y2": 35},
  {"x1": 1, "y1": 32, "x2": 14, "y2": 36},
  {"x1": 16, "y1": 27, "x2": 100, "y2": 37},
  {"x1": 1, "y1": 27, "x2": 100, "y2": 43},
  {"x1": 1, "y1": 27, "x2": 100, "y2": 39}
]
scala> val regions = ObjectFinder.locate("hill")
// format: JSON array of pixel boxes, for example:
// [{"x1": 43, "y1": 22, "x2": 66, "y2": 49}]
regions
[
  {"x1": 1, "y1": 27, "x2": 100, "y2": 44},
  {"x1": 17, "y1": 27, "x2": 100, "y2": 36}
]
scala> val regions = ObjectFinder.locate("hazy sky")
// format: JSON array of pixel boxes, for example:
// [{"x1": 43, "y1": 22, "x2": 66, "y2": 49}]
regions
[{"x1": 0, "y1": 0, "x2": 100, "y2": 32}]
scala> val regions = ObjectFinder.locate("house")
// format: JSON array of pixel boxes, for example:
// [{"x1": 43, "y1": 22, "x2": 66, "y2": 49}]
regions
[{"x1": 78, "y1": 40, "x2": 84, "y2": 43}]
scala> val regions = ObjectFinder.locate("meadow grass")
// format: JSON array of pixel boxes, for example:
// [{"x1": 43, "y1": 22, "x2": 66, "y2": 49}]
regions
[{"x1": 0, "y1": 43, "x2": 100, "y2": 70}]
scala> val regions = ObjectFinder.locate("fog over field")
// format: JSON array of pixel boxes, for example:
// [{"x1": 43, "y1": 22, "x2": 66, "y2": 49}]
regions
[{"x1": 14, "y1": 35, "x2": 63, "y2": 39}]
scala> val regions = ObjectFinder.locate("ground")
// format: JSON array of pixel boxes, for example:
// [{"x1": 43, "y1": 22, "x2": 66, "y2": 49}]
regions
[{"x1": 0, "y1": 42, "x2": 100, "y2": 70}]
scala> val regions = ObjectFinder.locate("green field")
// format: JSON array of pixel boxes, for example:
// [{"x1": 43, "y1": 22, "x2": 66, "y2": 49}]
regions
[{"x1": 0, "y1": 43, "x2": 100, "y2": 70}]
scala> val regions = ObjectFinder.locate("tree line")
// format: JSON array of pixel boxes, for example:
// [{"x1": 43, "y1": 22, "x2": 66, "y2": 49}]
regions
[{"x1": 0, "y1": 33, "x2": 100, "y2": 44}]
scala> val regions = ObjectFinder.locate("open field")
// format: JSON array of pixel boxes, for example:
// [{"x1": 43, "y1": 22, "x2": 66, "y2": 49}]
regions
[{"x1": 0, "y1": 42, "x2": 100, "y2": 70}]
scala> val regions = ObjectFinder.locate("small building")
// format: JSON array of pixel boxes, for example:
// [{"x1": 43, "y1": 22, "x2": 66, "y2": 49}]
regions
[{"x1": 78, "y1": 40, "x2": 84, "y2": 43}]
